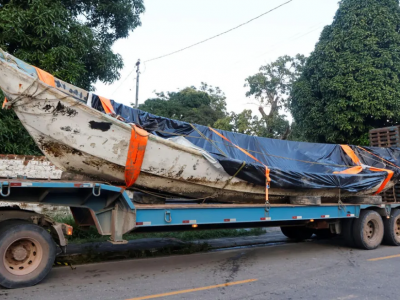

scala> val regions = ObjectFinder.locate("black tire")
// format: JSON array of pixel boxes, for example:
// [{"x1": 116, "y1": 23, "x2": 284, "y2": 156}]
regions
[
  {"x1": 280, "y1": 226, "x2": 314, "y2": 241},
  {"x1": 314, "y1": 229, "x2": 336, "y2": 239},
  {"x1": 353, "y1": 210, "x2": 384, "y2": 250},
  {"x1": 383, "y1": 209, "x2": 400, "y2": 246},
  {"x1": 0, "y1": 220, "x2": 56, "y2": 289},
  {"x1": 341, "y1": 218, "x2": 356, "y2": 248}
]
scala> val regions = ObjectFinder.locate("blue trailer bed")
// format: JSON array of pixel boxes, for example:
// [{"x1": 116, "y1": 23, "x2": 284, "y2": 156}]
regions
[{"x1": 1, "y1": 179, "x2": 400, "y2": 288}]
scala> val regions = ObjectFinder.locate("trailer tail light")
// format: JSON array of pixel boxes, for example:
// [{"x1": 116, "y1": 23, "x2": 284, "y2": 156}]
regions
[
  {"x1": 182, "y1": 220, "x2": 196, "y2": 224},
  {"x1": 224, "y1": 218, "x2": 236, "y2": 222},
  {"x1": 136, "y1": 222, "x2": 151, "y2": 226},
  {"x1": 66, "y1": 226, "x2": 73, "y2": 236},
  {"x1": 62, "y1": 224, "x2": 73, "y2": 236},
  {"x1": 347, "y1": 214, "x2": 355, "y2": 217},
  {"x1": 292, "y1": 216, "x2": 302, "y2": 219}
]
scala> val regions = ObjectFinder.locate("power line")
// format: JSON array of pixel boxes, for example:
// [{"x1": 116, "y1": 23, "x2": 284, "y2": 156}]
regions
[
  {"x1": 254, "y1": 25, "x2": 324, "y2": 59},
  {"x1": 112, "y1": 0, "x2": 294, "y2": 94},
  {"x1": 144, "y1": 0, "x2": 294, "y2": 63},
  {"x1": 112, "y1": 69, "x2": 136, "y2": 94},
  {"x1": 227, "y1": 23, "x2": 324, "y2": 68}
]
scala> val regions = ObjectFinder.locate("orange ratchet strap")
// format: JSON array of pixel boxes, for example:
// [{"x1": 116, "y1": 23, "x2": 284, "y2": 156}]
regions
[
  {"x1": 4, "y1": 67, "x2": 55, "y2": 108},
  {"x1": 334, "y1": 145, "x2": 363, "y2": 174},
  {"x1": 209, "y1": 127, "x2": 271, "y2": 200},
  {"x1": 341, "y1": 145, "x2": 361, "y2": 166},
  {"x1": 98, "y1": 95, "x2": 115, "y2": 114},
  {"x1": 2, "y1": 97, "x2": 7, "y2": 109},
  {"x1": 357, "y1": 146, "x2": 400, "y2": 171},
  {"x1": 34, "y1": 67, "x2": 55, "y2": 87},
  {"x1": 35, "y1": 66, "x2": 116, "y2": 115},
  {"x1": 265, "y1": 168, "x2": 271, "y2": 200},
  {"x1": 338, "y1": 144, "x2": 394, "y2": 195},
  {"x1": 125, "y1": 125, "x2": 149, "y2": 187},
  {"x1": 369, "y1": 167, "x2": 394, "y2": 195},
  {"x1": 334, "y1": 165, "x2": 363, "y2": 175}
]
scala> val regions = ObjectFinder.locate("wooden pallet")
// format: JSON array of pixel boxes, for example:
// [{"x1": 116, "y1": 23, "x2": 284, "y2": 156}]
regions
[
  {"x1": 381, "y1": 185, "x2": 400, "y2": 203},
  {"x1": 369, "y1": 126, "x2": 400, "y2": 202},
  {"x1": 369, "y1": 126, "x2": 400, "y2": 147}
]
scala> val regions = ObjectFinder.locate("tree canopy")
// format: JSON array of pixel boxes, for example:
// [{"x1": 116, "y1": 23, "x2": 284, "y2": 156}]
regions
[
  {"x1": 0, "y1": 101, "x2": 42, "y2": 155},
  {"x1": 138, "y1": 83, "x2": 228, "y2": 127},
  {"x1": 139, "y1": 54, "x2": 306, "y2": 141},
  {"x1": 291, "y1": 0, "x2": 400, "y2": 145},
  {"x1": 0, "y1": 0, "x2": 144, "y2": 90},
  {"x1": 0, "y1": 0, "x2": 144, "y2": 155},
  {"x1": 244, "y1": 54, "x2": 306, "y2": 139}
]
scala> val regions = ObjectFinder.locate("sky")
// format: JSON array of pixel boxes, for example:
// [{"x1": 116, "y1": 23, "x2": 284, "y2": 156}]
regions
[{"x1": 94, "y1": 0, "x2": 340, "y2": 114}]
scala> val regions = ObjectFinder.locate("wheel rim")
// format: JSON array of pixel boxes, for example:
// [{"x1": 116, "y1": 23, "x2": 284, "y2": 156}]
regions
[
  {"x1": 395, "y1": 217, "x2": 400, "y2": 241},
  {"x1": 365, "y1": 220, "x2": 378, "y2": 240},
  {"x1": 3, "y1": 237, "x2": 43, "y2": 276}
]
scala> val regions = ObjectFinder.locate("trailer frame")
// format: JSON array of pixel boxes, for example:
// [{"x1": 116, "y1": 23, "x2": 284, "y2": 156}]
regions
[
  {"x1": 1, "y1": 179, "x2": 400, "y2": 288},
  {"x1": 1, "y1": 180, "x2": 399, "y2": 240}
]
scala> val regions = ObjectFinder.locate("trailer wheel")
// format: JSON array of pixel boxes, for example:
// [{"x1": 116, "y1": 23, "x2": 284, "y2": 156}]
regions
[
  {"x1": 383, "y1": 209, "x2": 400, "y2": 246},
  {"x1": 0, "y1": 220, "x2": 56, "y2": 289},
  {"x1": 280, "y1": 226, "x2": 313, "y2": 241},
  {"x1": 341, "y1": 219, "x2": 355, "y2": 247},
  {"x1": 352, "y1": 210, "x2": 384, "y2": 250}
]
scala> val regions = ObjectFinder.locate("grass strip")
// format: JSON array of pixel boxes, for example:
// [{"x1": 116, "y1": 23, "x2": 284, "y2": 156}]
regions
[{"x1": 53, "y1": 215, "x2": 266, "y2": 244}]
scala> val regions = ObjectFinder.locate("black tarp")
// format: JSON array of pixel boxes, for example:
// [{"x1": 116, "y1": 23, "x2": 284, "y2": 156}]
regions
[{"x1": 91, "y1": 94, "x2": 400, "y2": 193}]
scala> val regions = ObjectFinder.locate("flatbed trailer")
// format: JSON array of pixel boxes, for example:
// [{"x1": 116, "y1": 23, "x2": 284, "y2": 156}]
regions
[{"x1": 1, "y1": 180, "x2": 400, "y2": 288}]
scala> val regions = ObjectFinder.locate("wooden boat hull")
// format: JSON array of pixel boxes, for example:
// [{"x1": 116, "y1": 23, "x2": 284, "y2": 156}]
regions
[{"x1": 0, "y1": 57, "x2": 392, "y2": 202}]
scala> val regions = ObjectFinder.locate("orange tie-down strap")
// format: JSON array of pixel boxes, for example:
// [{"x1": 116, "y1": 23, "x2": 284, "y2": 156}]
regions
[
  {"x1": 34, "y1": 67, "x2": 55, "y2": 87},
  {"x1": 334, "y1": 145, "x2": 364, "y2": 175},
  {"x1": 98, "y1": 95, "x2": 115, "y2": 114},
  {"x1": 336, "y1": 144, "x2": 394, "y2": 195},
  {"x1": 3, "y1": 67, "x2": 54, "y2": 108},
  {"x1": 341, "y1": 144, "x2": 361, "y2": 166},
  {"x1": 2, "y1": 97, "x2": 7, "y2": 109},
  {"x1": 208, "y1": 127, "x2": 271, "y2": 200},
  {"x1": 125, "y1": 125, "x2": 149, "y2": 187},
  {"x1": 34, "y1": 66, "x2": 116, "y2": 115},
  {"x1": 369, "y1": 167, "x2": 394, "y2": 195},
  {"x1": 334, "y1": 165, "x2": 363, "y2": 175}
]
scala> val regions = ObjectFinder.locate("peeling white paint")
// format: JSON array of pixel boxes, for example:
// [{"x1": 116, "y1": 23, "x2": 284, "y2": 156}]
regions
[{"x1": 0, "y1": 155, "x2": 62, "y2": 179}]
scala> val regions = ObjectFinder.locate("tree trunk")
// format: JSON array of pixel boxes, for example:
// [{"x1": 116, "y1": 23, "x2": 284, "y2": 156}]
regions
[
  {"x1": 259, "y1": 95, "x2": 279, "y2": 136},
  {"x1": 281, "y1": 125, "x2": 291, "y2": 140}
]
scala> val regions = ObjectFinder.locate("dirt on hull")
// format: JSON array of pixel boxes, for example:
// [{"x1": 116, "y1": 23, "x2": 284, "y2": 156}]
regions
[{"x1": 31, "y1": 135, "x2": 386, "y2": 204}]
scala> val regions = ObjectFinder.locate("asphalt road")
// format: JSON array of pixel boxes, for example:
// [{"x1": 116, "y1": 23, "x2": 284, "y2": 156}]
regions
[{"x1": 2, "y1": 237, "x2": 400, "y2": 300}]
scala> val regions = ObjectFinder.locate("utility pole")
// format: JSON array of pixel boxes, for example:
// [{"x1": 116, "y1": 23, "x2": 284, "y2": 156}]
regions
[{"x1": 135, "y1": 59, "x2": 141, "y2": 108}]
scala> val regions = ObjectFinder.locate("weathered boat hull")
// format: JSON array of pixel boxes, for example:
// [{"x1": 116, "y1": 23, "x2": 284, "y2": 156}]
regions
[{"x1": 0, "y1": 56, "x2": 393, "y2": 202}]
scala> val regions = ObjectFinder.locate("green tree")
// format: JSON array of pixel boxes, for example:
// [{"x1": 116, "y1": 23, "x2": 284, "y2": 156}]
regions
[
  {"x1": 0, "y1": 0, "x2": 145, "y2": 155},
  {"x1": 291, "y1": 0, "x2": 400, "y2": 145},
  {"x1": 0, "y1": 92, "x2": 42, "y2": 155},
  {"x1": 139, "y1": 83, "x2": 228, "y2": 127},
  {"x1": 0, "y1": 0, "x2": 144, "y2": 89},
  {"x1": 245, "y1": 54, "x2": 306, "y2": 139},
  {"x1": 233, "y1": 110, "x2": 254, "y2": 135},
  {"x1": 213, "y1": 114, "x2": 234, "y2": 132},
  {"x1": 214, "y1": 109, "x2": 291, "y2": 139},
  {"x1": 214, "y1": 110, "x2": 255, "y2": 134}
]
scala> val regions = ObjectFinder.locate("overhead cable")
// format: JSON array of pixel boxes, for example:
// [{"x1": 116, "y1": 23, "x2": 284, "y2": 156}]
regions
[
  {"x1": 112, "y1": 0, "x2": 294, "y2": 94},
  {"x1": 144, "y1": 0, "x2": 294, "y2": 63}
]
